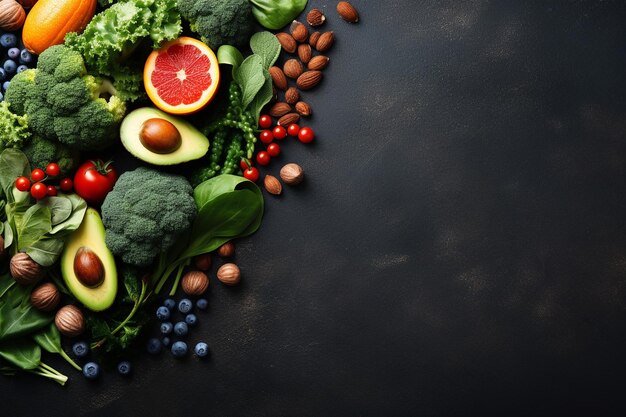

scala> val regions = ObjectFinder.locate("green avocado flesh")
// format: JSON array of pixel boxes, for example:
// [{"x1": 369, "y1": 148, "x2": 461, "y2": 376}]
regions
[
  {"x1": 61, "y1": 208, "x2": 117, "y2": 312},
  {"x1": 120, "y1": 107, "x2": 210, "y2": 165}
]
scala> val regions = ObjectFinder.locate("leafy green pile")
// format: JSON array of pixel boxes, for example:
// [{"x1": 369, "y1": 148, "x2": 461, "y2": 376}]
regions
[{"x1": 0, "y1": 102, "x2": 30, "y2": 151}]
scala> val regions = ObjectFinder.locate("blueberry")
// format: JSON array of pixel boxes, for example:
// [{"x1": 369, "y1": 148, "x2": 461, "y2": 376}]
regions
[
  {"x1": 196, "y1": 298, "x2": 208, "y2": 310},
  {"x1": 146, "y1": 337, "x2": 162, "y2": 354},
  {"x1": 160, "y1": 322, "x2": 173, "y2": 335},
  {"x1": 3, "y1": 60, "x2": 16, "y2": 75},
  {"x1": 82, "y1": 362, "x2": 100, "y2": 379},
  {"x1": 0, "y1": 68, "x2": 5, "y2": 81},
  {"x1": 185, "y1": 314, "x2": 197, "y2": 326},
  {"x1": 162, "y1": 337, "x2": 171, "y2": 347},
  {"x1": 117, "y1": 361, "x2": 132, "y2": 376},
  {"x1": 16, "y1": 65, "x2": 28, "y2": 73},
  {"x1": 19, "y1": 49, "x2": 32, "y2": 64},
  {"x1": 174, "y1": 321, "x2": 188, "y2": 337},
  {"x1": 2, "y1": 81, "x2": 9, "y2": 92},
  {"x1": 156, "y1": 306, "x2": 170, "y2": 321},
  {"x1": 0, "y1": 92, "x2": 4, "y2": 102},
  {"x1": 0, "y1": 34, "x2": 17, "y2": 48},
  {"x1": 171, "y1": 341, "x2": 188, "y2": 358},
  {"x1": 7, "y1": 47, "x2": 19, "y2": 60},
  {"x1": 194, "y1": 342, "x2": 209, "y2": 358},
  {"x1": 163, "y1": 298, "x2": 176, "y2": 310},
  {"x1": 72, "y1": 341, "x2": 89, "y2": 358},
  {"x1": 178, "y1": 298, "x2": 192, "y2": 314}
]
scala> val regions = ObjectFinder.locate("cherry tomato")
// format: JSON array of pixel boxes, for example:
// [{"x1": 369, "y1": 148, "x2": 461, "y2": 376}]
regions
[
  {"x1": 259, "y1": 130, "x2": 274, "y2": 144},
  {"x1": 45, "y1": 162, "x2": 60, "y2": 177},
  {"x1": 74, "y1": 160, "x2": 118, "y2": 205},
  {"x1": 298, "y1": 127, "x2": 315, "y2": 143},
  {"x1": 256, "y1": 151, "x2": 271, "y2": 166},
  {"x1": 273, "y1": 126, "x2": 287, "y2": 140},
  {"x1": 15, "y1": 176, "x2": 30, "y2": 192},
  {"x1": 240, "y1": 158, "x2": 251, "y2": 170},
  {"x1": 46, "y1": 185, "x2": 58, "y2": 196},
  {"x1": 59, "y1": 178, "x2": 73, "y2": 192},
  {"x1": 243, "y1": 166, "x2": 260, "y2": 182},
  {"x1": 31, "y1": 168, "x2": 45, "y2": 182},
  {"x1": 287, "y1": 124, "x2": 300, "y2": 137},
  {"x1": 267, "y1": 143, "x2": 281, "y2": 157},
  {"x1": 259, "y1": 114, "x2": 272, "y2": 129},
  {"x1": 30, "y1": 182, "x2": 47, "y2": 200}
]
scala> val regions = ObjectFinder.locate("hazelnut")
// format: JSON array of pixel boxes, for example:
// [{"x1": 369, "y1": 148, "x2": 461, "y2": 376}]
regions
[
  {"x1": 10, "y1": 252, "x2": 45, "y2": 285},
  {"x1": 30, "y1": 282, "x2": 61, "y2": 312},
  {"x1": 73, "y1": 247, "x2": 105, "y2": 287},
  {"x1": 181, "y1": 271, "x2": 209, "y2": 296},
  {"x1": 193, "y1": 253, "x2": 212, "y2": 271},
  {"x1": 217, "y1": 242, "x2": 235, "y2": 258},
  {"x1": 55, "y1": 305, "x2": 85, "y2": 337},
  {"x1": 279, "y1": 163, "x2": 305, "y2": 185},
  {"x1": 216, "y1": 263, "x2": 241, "y2": 286}
]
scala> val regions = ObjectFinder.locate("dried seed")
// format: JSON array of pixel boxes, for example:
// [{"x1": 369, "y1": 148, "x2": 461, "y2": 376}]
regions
[
  {"x1": 337, "y1": 1, "x2": 360, "y2": 23},
  {"x1": 296, "y1": 70, "x2": 323, "y2": 90},
  {"x1": 283, "y1": 59, "x2": 304, "y2": 79},
  {"x1": 269, "y1": 66, "x2": 288, "y2": 90},
  {"x1": 276, "y1": 32, "x2": 297, "y2": 53},
  {"x1": 269, "y1": 102, "x2": 292, "y2": 117},
  {"x1": 307, "y1": 55, "x2": 330, "y2": 71},
  {"x1": 295, "y1": 101, "x2": 312, "y2": 117},
  {"x1": 307, "y1": 8, "x2": 326, "y2": 27},
  {"x1": 298, "y1": 43, "x2": 312, "y2": 64},
  {"x1": 316, "y1": 31, "x2": 334, "y2": 52},
  {"x1": 309, "y1": 31, "x2": 321, "y2": 48},
  {"x1": 278, "y1": 113, "x2": 300, "y2": 126},
  {"x1": 290, "y1": 21, "x2": 308, "y2": 43},
  {"x1": 285, "y1": 87, "x2": 300, "y2": 104}
]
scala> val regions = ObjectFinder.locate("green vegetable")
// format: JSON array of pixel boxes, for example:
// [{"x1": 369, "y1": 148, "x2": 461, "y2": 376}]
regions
[
  {"x1": 177, "y1": 0, "x2": 254, "y2": 50},
  {"x1": 100, "y1": 167, "x2": 197, "y2": 267},
  {"x1": 249, "y1": 0, "x2": 308, "y2": 30},
  {"x1": 22, "y1": 135, "x2": 79, "y2": 175},
  {"x1": 0, "y1": 102, "x2": 30, "y2": 151},
  {"x1": 33, "y1": 323, "x2": 81, "y2": 371},
  {"x1": 6, "y1": 46, "x2": 127, "y2": 152},
  {"x1": 0, "y1": 278, "x2": 52, "y2": 341}
]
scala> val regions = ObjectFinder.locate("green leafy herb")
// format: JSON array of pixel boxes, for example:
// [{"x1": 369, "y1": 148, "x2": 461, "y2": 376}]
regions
[
  {"x1": 32, "y1": 324, "x2": 82, "y2": 371},
  {"x1": 249, "y1": 0, "x2": 308, "y2": 30}
]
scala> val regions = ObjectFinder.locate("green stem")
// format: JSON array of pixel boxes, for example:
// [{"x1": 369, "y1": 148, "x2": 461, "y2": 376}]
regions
[
  {"x1": 154, "y1": 259, "x2": 183, "y2": 294},
  {"x1": 168, "y1": 260, "x2": 189, "y2": 296},
  {"x1": 58, "y1": 349, "x2": 82, "y2": 372},
  {"x1": 110, "y1": 280, "x2": 147, "y2": 337},
  {"x1": 29, "y1": 362, "x2": 68, "y2": 386}
]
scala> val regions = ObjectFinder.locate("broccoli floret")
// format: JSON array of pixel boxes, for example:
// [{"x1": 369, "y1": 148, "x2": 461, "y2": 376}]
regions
[
  {"x1": 0, "y1": 101, "x2": 30, "y2": 150},
  {"x1": 101, "y1": 167, "x2": 197, "y2": 267},
  {"x1": 177, "y1": 0, "x2": 254, "y2": 49},
  {"x1": 5, "y1": 45, "x2": 126, "y2": 151},
  {"x1": 22, "y1": 135, "x2": 79, "y2": 175}
]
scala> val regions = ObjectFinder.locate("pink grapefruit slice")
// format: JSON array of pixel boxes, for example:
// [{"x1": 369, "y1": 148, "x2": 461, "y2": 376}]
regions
[{"x1": 144, "y1": 37, "x2": 220, "y2": 115}]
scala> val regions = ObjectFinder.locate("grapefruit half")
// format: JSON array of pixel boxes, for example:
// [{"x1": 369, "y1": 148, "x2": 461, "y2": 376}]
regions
[{"x1": 144, "y1": 37, "x2": 220, "y2": 115}]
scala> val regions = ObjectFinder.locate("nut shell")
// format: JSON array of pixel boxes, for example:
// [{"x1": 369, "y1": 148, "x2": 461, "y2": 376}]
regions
[
  {"x1": 217, "y1": 263, "x2": 241, "y2": 286},
  {"x1": 280, "y1": 163, "x2": 305, "y2": 185},
  {"x1": 10, "y1": 252, "x2": 44, "y2": 285},
  {"x1": 181, "y1": 271, "x2": 209, "y2": 296},
  {"x1": 217, "y1": 242, "x2": 235, "y2": 258},
  {"x1": 30, "y1": 282, "x2": 61, "y2": 312},
  {"x1": 193, "y1": 253, "x2": 212, "y2": 271},
  {"x1": 55, "y1": 305, "x2": 85, "y2": 338},
  {"x1": 0, "y1": 0, "x2": 26, "y2": 31}
]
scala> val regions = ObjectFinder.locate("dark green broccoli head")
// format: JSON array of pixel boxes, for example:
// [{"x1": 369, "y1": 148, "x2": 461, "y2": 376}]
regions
[
  {"x1": 5, "y1": 69, "x2": 36, "y2": 116},
  {"x1": 21, "y1": 135, "x2": 79, "y2": 175},
  {"x1": 101, "y1": 167, "x2": 197, "y2": 267},
  {"x1": 177, "y1": 0, "x2": 254, "y2": 49}
]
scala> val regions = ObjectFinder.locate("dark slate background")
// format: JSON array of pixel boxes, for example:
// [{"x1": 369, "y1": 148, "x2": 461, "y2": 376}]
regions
[{"x1": 5, "y1": 1, "x2": 626, "y2": 416}]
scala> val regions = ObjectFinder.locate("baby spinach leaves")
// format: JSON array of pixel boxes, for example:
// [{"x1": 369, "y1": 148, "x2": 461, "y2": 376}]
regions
[{"x1": 249, "y1": 0, "x2": 309, "y2": 30}]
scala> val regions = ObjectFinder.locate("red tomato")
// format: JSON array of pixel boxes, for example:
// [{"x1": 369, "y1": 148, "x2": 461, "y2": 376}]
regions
[
  {"x1": 259, "y1": 114, "x2": 272, "y2": 129},
  {"x1": 287, "y1": 124, "x2": 300, "y2": 137},
  {"x1": 30, "y1": 182, "x2": 47, "y2": 200},
  {"x1": 74, "y1": 160, "x2": 118, "y2": 205},
  {"x1": 243, "y1": 166, "x2": 260, "y2": 182},
  {"x1": 15, "y1": 176, "x2": 30, "y2": 192},
  {"x1": 272, "y1": 126, "x2": 287, "y2": 140},
  {"x1": 46, "y1": 185, "x2": 58, "y2": 196},
  {"x1": 31, "y1": 168, "x2": 45, "y2": 182},
  {"x1": 298, "y1": 127, "x2": 315, "y2": 143},
  {"x1": 256, "y1": 151, "x2": 271, "y2": 166},
  {"x1": 59, "y1": 178, "x2": 73, "y2": 192},
  {"x1": 267, "y1": 143, "x2": 281, "y2": 157},
  {"x1": 259, "y1": 130, "x2": 274, "y2": 144},
  {"x1": 240, "y1": 158, "x2": 251, "y2": 170},
  {"x1": 45, "y1": 163, "x2": 60, "y2": 177}
]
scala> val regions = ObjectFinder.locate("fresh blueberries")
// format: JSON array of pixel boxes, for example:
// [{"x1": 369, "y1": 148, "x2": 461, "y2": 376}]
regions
[
  {"x1": 163, "y1": 298, "x2": 176, "y2": 310},
  {"x1": 0, "y1": 33, "x2": 17, "y2": 48},
  {"x1": 3, "y1": 81, "x2": 10, "y2": 91},
  {"x1": 72, "y1": 341, "x2": 89, "y2": 358},
  {"x1": 7, "y1": 47, "x2": 19, "y2": 60},
  {"x1": 196, "y1": 298, "x2": 208, "y2": 310},
  {"x1": 162, "y1": 337, "x2": 171, "y2": 347},
  {"x1": 174, "y1": 321, "x2": 188, "y2": 337},
  {"x1": 3, "y1": 60, "x2": 16, "y2": 75},
  {"x1": 160, "y1": 322, "x2": 173, "y2": 335},
  {"x1": 146, "y1": 338, "x2": 162, "y2": 354},
  {"x1": 178, "y1": 298, "x2": 193, "y2": 314},
  {"x1": 156, "y1": 306, "x2": 170, "y2": 321},
  {"x1": 19, "y1": 49, "x2": 32, "y2": 64},
  {"x1": 0, "y1": 68, "x2": 6, "y2": 81},
  {"x1": 82, "y1": 362, "x2": 100, "y2": 379},
  {"x1": 185, "y1": 314, "x2": 197, "y2": 327},
  {"x1": 117, "y1": 361, "x2": 131, "y2": 376},
  {"x1": 194, "y1": 342, "x2": 209, "y2": 358},
  {"x1": 16, "y1": 65, "x2": 28, "y2": 73},
  {"x1": 171, "y1": 341, "x2": 188, "y2": 358}
]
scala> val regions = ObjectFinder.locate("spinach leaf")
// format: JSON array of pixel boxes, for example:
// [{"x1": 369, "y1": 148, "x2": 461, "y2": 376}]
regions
[
  {"x1": 16, "y1": 204, "x2": 51, "y2": 251},
  {"x1": 3, "y1": 219, "x2": 13, "y2": 248},
  {"x1": 26, "y1": 237, "x2": 65, "y2": 267},
  {"x1": 0, "y1": 339, "x2": 41, "y2": 370},
  {"x1": 0, "y1": 149, "x2": 30, "y2": 197},
  {"x1": 49, "y1": 193, "x2": 87, "y2": 236},
  {"x1": 40, "y1": 197, "x2": 73, "y2": 226},
  {"x1": 248, "y1": 69, "x2": 274, "y2": 122},
  {"x1": 0, "y1": 273, "x2": 53, "y2": 341},
  {"x1": 33, "y1": 323, "x2": 82, "y2": 371},
  {"x1": 249, "y1": 0, "x2": 309, "y2": 30},
  {"x1": 234, "y1": 54, "x2": 266, "y2": 109},
  {"x1": 250, "y1": 31, "x2": 281, "y2": 69}
]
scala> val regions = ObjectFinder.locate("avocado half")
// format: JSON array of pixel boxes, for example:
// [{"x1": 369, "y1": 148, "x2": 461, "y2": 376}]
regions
[
  {"x1": 120, "y1": 107, "x2": 210, "y2": 165},
  {"x1": 61, "y1": 208, "x2": 117, "y2": 312}
]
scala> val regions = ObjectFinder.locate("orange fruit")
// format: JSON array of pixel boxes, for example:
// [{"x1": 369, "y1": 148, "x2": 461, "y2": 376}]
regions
[{"x1": 144, "y1": 37, "x2": 220, "y2": 115}]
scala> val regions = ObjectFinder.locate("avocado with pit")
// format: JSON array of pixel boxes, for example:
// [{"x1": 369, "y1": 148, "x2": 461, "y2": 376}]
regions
[
  {"x1": 61, "y1": 208, "x2": 117, "y2": 312},
  {"x1": 120, "y1": 107, "x2": 210, "y2": 165}
]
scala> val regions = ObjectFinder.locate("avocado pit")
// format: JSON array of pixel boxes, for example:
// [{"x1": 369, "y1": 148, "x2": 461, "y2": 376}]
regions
[
  {"x1": 139, "y1": 118, "x2": 182, "y2": 154},
  {"x1": 73, "y1": 247, "x2": 105, "y2": 288}
]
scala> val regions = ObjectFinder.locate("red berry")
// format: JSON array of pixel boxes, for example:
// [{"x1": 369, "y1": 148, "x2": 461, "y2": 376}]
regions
[
  {"x1": 298, "y1": 127, "x2": 315, "y2": 143},
  {"x1": 259, "y1": 130, "x2": 274, "y2": 144},
  {"x1": 15, "y1": 176, "x2": 30, "y2": 192},
  {"x1": 240, "y1": 159, "x2": 251, "y2": 170},
  {"x1": 31, "y1": 168, "x2": 45, "y2": 182},
  {"x1": 59, "y1": 178, "x2": 73, "y2": 192},
  {"x1": 259, "y1": 114, "x2": 272, "y2": 129},
  {"x1": 256, "y1": 151, "x2": 271, "y2": 166},
  {"x1": 30, "y1": 182, "x2": 47, "y2": 200},
  {"x1": 273, "y1": 126, "x2": 287, "y2": 140},
  {"x1": 287, "y1": 124, "x2": 300, "y2": 137},
  {"x1": 47, "y1": 185, "x2": 58, "y2": 196},
  {"x1": 267, "y1": 143, "x2": 281, "y2": 157},
  {"x1": 243, "y1": 166, "x2": 260, "y2": 182},
  {"x1": 45, "y1": 163, "x2": 60, "y2": 177}
]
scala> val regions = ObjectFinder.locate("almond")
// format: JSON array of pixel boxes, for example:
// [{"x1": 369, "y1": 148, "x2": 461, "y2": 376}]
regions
[
  {"x1": 296, "y1": 70, "x2": 323, "y2": 90},
  {"x1": 307, "y1": 55, "x2": 330, "y2": 71},
  {"x1": 269, "y1": 102, "x2": 292, "y2": 117},
  {"x1": 316, "y1": 31, "x2": 334, "y2": 52},
  {"x1": 269, "y1": 66, "x2": 288, "y2": 90},
  {"x1": 264, "y1": 175, "x2": 282, "y2": 195},
  {"x1": 309, "y1": 31, "x2": 321, "y2": 48},
  {"x1": 290, "y1": 21, "x2": 308, "y2": 43},
  {"x1": 283, "y1": 59, "x2": 304, "y2": 79},
  {"x1": 295, "y1": 101, "x2": 312, "y2": 117},
  {"x1": 297, "y1": 43, "x2": 312, "y2": 64},
  {"x1": 337, "y1": 1, "x2": 359, "y2": 23},
  {"x1": 285, "y1": 87, "x2": 300, "y2": 104},
  {"x1": 276, "y1": 32, "x2": 296, "y2": 53},
  {"x1": 307, "y1": 8, "x2": 326, "y2": 27},
  {"x1": 278, "y1": 113, "x2": 300, "y2": 126}
]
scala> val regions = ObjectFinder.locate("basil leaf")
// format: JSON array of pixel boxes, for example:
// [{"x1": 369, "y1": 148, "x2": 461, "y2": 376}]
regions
[
  {"x1": 250, "y1": 0, "x2": 309, "y2": 30},
  {"x1": 250, "y1": 31, "x2": 281, "y2": 69},
  {"x1": 234, "y1": 54, "x2": 265, "y2": 109},
  {"x1": 0, "y1": 339, "x2": 41, "y2": 370},
  {"x1": 16, "y1": 204, "x2": 51, "y2": 251}
]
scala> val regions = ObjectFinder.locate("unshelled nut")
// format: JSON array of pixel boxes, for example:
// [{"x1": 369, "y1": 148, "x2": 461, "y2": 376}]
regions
[
  {"x1": 73, "y1": 247, "x2": 105, "y2": 287},
  {"x1": 295, "y1": 101, "x2": 312, "y2": 117},
  {"x1": 283, "y1": 59, "x2": 304, "y2": 79},
  {"x1": 337, "y1": 1, "x2": 360, "y2": 23},
  {"x1": 269, "y1": 102, "x2": 292, "y2": 117},
  {"x1": 290, "y1": 21, "x2": 308, "y2": 43},
  {"x1": 269, "y1": 66, "x2": 288, "y2": 90},
  {"x1": 0, "y1": 0, "x2": 26, "y2": 31},
  {"x1": 280, "y1": 163, "x2": 305, "y2": 185},
  {"x1": 278, "y1": 113, "x2": 300, "y2": 126},
  {"x1": 285, "y1": 87, "x2": 300, "y2": 104},
  {"x1": 276, "y1": 32, "x2": 297, "y2": 53},
  {"x1": 217, "y1": 242, "x2": 235, "y2": 258},
  {"x1": 10, "y1": 252, "x2": 44, "y2": 285},
  {"x1": 308, "y1": 55, "x2": 330, "y2": 71},
  {"x1": 297, "y1": 44, "x2": 312, "y2": 64},
  {"x1": 30, "y1": 282, "x2": 61, "y2": 312},
  {"x1": 315, "y1": 31, "x2": 335, "y2": 52},
  {"x1": 296, "y1": 71, "x2": 323, "y2": 90},
  {"x1": 217, "y1": 263, "x2": 241, "y2": 286},
  {"x1": 193, "y1": 253, "x2": 212, "y2": 271},
  {"x1": 309, "y1": 32, "x2": 321, "y2": 48},
  {"x1": 264, "y1": 175, "x2": 283, "y2": 195},
  {"x1": 181, "y1": 271, "x2": 209, "y2": 296},
  {"x1": 55, "y1": 305, "x2": 85, "y2": 338},
  {"x1": 307, "y1": 8, "x2": 326, "y2": 27}
]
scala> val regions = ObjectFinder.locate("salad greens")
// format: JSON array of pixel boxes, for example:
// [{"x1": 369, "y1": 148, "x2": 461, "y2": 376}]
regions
[{"x1": 250, "y1": 0, "x2": 309, "y2": 30}]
